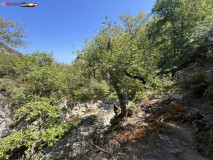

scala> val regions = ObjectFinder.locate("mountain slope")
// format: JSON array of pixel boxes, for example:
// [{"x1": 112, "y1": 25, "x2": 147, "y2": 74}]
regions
[{"x1": 0, "y1": 42, "x2": 22, "y2": 57}]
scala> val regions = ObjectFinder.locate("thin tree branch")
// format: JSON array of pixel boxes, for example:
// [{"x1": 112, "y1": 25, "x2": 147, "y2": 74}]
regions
[{"x1": 124, "y1": 70, "x2": 146, "y2": 84}]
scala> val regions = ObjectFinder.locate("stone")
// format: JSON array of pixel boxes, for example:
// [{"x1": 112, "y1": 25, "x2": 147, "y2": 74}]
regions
[
  {"x1": 0, "y1": 128, "x2": 12, "y2": 138},
  {"x1": 186, "y1": 108, "x2": 203, "y2": 121},
  {"x1": 191, "y1": 108, "x2": 203, "y2": 119}
]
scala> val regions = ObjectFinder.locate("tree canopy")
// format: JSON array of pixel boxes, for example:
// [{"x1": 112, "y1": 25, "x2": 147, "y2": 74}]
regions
[{"x1": 0, "y1": 17, "x2": 29, "y2": 48}]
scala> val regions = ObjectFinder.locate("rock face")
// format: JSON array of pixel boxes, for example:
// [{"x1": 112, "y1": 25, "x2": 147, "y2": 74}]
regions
[
  {"x1": 37, "y1": 102, "x2": 115, "y2": 160},
  {"x1": 0, "y1": 93, "x2": 13, "y2": 138}
]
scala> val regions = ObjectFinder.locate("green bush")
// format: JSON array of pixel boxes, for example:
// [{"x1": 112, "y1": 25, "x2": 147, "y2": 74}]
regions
[
  {"x1": 147, "y1": 73, "x2": 173, "y2": 94},
  {"x1": 134, "y1": 90, "x2": 147, "y2": 102},
  {"x1": 180, "y1": 70, "x2": 208, "y2": 94},
  {"x1": 0, "y1": 98, "x2": 81, "y2": 159},
  {"x1": 73, "y1": 79, "x2": 110, "y2": 103},
  {"x1": 189, "y1": 71, "x2": 208, "y2": 94},
  {"x1": 0, "y1": 53, "x2": 19, "y2": 78},
  {"x1": 127, "y1": 101, "x2": 137, "y2": 111}
]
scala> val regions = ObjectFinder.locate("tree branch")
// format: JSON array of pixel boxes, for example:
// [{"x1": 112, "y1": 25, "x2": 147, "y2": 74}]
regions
[{"x1": 124, "y1": 70, "x2": 146, "y2": 84}]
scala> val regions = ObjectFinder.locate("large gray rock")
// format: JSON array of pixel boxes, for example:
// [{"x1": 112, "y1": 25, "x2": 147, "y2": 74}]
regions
[
  {"x1": 186, "y1": 108, "x2": 203, "y2": 121},
  {"x1": 0, "y1": 91, "x2": 14, "y2": 140},
  {"x1": 0, "y1": 94, "x2": 12, "y2": 129},
  {"x1": 0, "y1": 128, "x2": 13, "y2": 138}
]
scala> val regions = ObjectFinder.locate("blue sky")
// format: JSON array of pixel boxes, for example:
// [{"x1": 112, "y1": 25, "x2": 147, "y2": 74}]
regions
[{"x1": 0, "y1": 0, "x2": 156, "y2": 63}]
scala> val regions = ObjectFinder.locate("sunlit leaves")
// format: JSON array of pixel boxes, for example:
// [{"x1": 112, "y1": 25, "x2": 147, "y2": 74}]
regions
[{"x1": 0, "y1": 17, "x2": 29, "y2": 47}]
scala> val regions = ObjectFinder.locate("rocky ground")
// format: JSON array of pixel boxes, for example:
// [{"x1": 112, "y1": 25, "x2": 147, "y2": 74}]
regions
[
  {"x1": 145, "y1": 122, "x2": 207, "y2": 160},
  {"x1": 38, "y1": 87, "x2": 212, "y2": 160},
  {"x1": 90, "y1": 90, "x2": 213, "y2": 160},
  {"x1": 1, "y1": 87, "x2": 211, "y2": 160}
]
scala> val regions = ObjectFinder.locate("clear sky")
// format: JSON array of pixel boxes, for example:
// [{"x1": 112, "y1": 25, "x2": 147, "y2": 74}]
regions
[{"x1": 0, "y1": 0, "x2": 156, "y2": 63}]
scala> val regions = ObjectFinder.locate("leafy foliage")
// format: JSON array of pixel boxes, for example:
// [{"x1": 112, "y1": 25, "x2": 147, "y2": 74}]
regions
[
  {"x1": 180, "y1": 70, "x2": 208, "y2": 94},
  {"x1": 190, "y1": 15, "x2": 213, "y2": 58},
  {"x1": 126, "y1": 101, "x2": 137, "y2": 111},
  {"x1": 13, "y1": 52, "x2": 69, "y2": 99},
  {"x1": 0, "y1": 98, "x2": 81, "y2": 159},
  {"x1": 0, "y1": 17, "x2": 29, "y2": 47},
  {"x1": 0, "y1": 53, "x2": 19, "y2": 78},
  {"x1": 149, "y1": 0, "x2": 213, "y2": 73},
  {"x1": 73, "y1": 79, "x2": 110, "y2": 103}
]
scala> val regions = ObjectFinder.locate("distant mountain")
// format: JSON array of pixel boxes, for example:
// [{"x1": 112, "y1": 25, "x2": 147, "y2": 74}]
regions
[{"x1": 0, "y1": 42, "x2": 23, "y2": 57}]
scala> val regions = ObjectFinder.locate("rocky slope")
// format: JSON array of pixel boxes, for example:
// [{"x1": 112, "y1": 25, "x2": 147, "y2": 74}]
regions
[{"x1": 0, "y1": 42, "x2": 22, "y2": 57}]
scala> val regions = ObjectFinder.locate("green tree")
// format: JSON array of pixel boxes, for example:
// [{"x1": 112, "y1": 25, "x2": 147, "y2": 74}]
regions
[
  {"x1": 14, "y1": 52, "x2": 68, "y2": 99},
  {"x1": 0, "y1": 17, "x2": 29, "y2": 47},
  {"x1": 78, "y1": 18, "x2": 163, "y2": 118},
  {"x1": 190, "y1": 15, "x2": 213, "y2": 58},
  {"x1": 149, "y1": 0, "x2": 213, "y2": 73},
  {"x1": 119, "y1": 11, "x2": 148, "y2": 36}
]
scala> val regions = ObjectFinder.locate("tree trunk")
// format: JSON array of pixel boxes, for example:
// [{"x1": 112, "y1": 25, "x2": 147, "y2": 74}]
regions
[{"x1": 113, "y1": 83, "x2": 127, "y2": 118}]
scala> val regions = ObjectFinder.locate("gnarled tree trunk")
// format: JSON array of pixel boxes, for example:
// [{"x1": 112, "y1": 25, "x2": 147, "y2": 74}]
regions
[{"x1": 112, "y1": 83, "x2": 127, "y2": 118}]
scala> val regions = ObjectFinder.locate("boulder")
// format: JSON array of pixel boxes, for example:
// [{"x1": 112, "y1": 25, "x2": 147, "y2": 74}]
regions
[
  {"x1": 0, "y1": 128, "x2": 13, "y2": 138},
  {"x1": 0, "y1": 94, "x2": 12, "y2": 129},
  {"x1": 186, "y1": 108, "x2": 203, "y2": 121}
]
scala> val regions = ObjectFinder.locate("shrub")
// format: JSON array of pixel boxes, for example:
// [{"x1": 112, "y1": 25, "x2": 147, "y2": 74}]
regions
[
  {"x1": 0, "y1": 53, "x2": 19, "y2": 78},
  {"x1": 73, "y1": 79, "x2": 110, "y2": 103},
  {"x1": 134, "y1": 90, "x2": 147, "y2": 102},
  {"x1": 180, "y1": 70, "x2": 208, "y2": 94},
  {"x1": 0, "y1": 98, "x2": 81, "y2": 159},
  {"x1": 148, "y1": 73, "x2": 173, "y2": 94},
  {"x1": 127, "y1": 101, "x2": 137, "y2": 111},
  {"x1": 189, "y1": 71, "x2": 208, "y2": 94}
]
